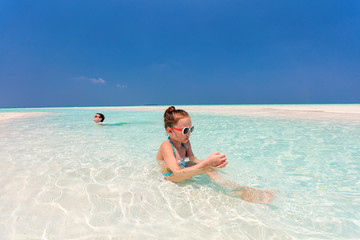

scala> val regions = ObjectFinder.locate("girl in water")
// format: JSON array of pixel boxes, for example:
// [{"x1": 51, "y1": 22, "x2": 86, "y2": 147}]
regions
[{"x1": 156, "y1": 106, "x2": 276, "y2": 204}]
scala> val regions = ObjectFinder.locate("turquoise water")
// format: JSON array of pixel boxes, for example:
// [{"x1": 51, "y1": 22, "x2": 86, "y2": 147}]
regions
[{"x1": 0, "y1": 106, "x2": 359, "y2": 239}]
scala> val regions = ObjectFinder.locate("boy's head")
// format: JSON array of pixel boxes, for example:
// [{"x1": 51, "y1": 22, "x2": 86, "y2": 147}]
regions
[{"x1": 93, "y1": 113, "x2": 105, "y2": 123}]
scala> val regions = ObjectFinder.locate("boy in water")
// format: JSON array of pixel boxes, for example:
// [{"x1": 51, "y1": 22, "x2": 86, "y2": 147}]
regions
[{"x1": 93, "y1": 113, "x2": 105, "y2": 123}]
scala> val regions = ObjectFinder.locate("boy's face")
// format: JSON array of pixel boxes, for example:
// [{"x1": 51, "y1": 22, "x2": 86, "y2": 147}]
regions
[{"x1": 93, "y1": 114, "x2": 103, "y2": 123}]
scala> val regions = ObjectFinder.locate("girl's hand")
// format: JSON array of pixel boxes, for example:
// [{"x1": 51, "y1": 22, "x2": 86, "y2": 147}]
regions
[
  {"x1": 205, "y1": 152, "x2": 227, "y2": 167},
  {"x1": 215, "y1": 160, "x2": 228, "y2": 168}
]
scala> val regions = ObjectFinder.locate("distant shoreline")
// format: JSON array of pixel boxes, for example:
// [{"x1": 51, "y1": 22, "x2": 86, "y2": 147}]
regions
[
  {"x1": 0, "y1": 112, "x2": 51, "y2": 121},
  {"x1": 94, "y1": 104, "x2": 360, "y2": 121},
  {"x1": 1, "y1": 104, "x2": 360, "y2": 121}
]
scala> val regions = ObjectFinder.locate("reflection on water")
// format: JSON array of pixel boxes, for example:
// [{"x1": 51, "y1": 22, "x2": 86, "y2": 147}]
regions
[
  {"x1": 96, "y1": 122, "x2": 128, "y2": 127},
  {"x1": 0, "y1": 107, "x2": 359, "y2": 239}
]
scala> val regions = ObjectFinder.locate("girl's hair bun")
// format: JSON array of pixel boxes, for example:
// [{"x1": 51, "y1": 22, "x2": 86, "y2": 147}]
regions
[
  {"x1": 163, "y1": 106, "x2": 189, "y2": 129},
  {"x1": 166, "y1": 106, "x2": 176, "y2": 113}
]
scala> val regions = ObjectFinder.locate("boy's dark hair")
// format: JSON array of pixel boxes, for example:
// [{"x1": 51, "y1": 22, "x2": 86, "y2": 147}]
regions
[{"x1": 97, "y1": 113, "x2": 105, "y2": 122}]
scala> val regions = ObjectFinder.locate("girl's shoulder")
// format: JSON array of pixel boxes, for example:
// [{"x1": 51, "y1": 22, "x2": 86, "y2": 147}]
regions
[
  {"x1": 157, "y1": 140, "x2": 172, "y2": 160},
  {"x1": 159, "y1": 139, "x2": 172, "y2": 150}
]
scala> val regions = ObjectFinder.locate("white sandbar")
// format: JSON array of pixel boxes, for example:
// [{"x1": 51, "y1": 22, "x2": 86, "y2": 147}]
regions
[
  {"x1": 2, "y1": 105, "x2": 359, "y2": 121},
  {"x1": 85, "y1": 104, "x2": 360, "y2": 121},
  {"x1": 0, "y1": 112, "x2": 51, "y2": 121}
]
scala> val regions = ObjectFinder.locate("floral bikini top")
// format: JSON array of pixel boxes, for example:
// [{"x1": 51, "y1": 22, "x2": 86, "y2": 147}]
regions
[{"x1": 162, "y1": 137, "x2": 188, "y2": 178}]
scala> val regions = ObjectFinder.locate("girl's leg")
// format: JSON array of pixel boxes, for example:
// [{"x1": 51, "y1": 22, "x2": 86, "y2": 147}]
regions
[{"x1": 205, "y1": 169, "x2": 276, "y2": 204}]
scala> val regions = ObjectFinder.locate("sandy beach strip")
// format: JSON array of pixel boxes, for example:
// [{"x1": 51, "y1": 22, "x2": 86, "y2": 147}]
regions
[
  {"x1": 0, "y1": 112, "x2": 51, "y2": 121},
  {"x1": 1, "y1": 105, "x2": 359, "y2": 121},
  {"x1": 86, "y1": 104, "x2": 360, "y2": 121}
]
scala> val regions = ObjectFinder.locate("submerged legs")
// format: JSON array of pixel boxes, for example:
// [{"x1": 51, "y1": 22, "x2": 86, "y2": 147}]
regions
[{"x1": 205, "y1": 169, "x2": 276, "y2": 204}]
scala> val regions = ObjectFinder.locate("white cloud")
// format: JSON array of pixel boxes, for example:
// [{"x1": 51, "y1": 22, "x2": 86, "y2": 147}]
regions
[
  {"x1": 90, "y1": 78, "x2": 106, "y2": 84},
  {"x1": 116, "y1": 84, "x2": 127, "y2": 88},
  {"x1": 75, "y1": 76, "x2": 106, "y2": 84}
]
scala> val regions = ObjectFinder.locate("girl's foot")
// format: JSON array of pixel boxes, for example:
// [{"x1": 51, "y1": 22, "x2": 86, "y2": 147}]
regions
[{"x1": 234, "y1": 187, "x2": 276, "y2": 204}]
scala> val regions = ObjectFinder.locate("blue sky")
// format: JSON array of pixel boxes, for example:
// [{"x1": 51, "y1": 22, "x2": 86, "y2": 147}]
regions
[{"x1": 1, "y1": 0, "x2": 359, "y2": 107}]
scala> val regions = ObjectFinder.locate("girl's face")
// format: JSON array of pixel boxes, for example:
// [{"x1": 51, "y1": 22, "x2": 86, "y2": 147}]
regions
[{"x1": 167, "y1": 116, "x2": 192, "y2": 143}]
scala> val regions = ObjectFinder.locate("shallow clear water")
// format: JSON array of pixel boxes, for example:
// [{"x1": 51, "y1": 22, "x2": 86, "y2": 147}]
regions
[{"x1": 0, "y1": 106, "x2": 359, "y2": 239}]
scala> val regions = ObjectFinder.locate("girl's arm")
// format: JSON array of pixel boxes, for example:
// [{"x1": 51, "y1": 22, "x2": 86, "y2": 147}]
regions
[
  {"x1": 186, "y1": 142, "x2": 228, "y2": 168},
  {"x1": 160, "y1": 142, "x2": 227, "y2": 176},
  {"x1": 184, "y1": 142, "x2": 203, "y2": 165}
]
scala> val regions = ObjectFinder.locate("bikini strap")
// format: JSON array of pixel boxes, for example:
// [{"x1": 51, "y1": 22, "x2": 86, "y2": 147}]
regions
[
  {"x1": 168, "y1": 137, "x2": 177, "y2": 158},
  {"x1": 168, "y1": 137, "x2": 187, "y2": 158}
]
